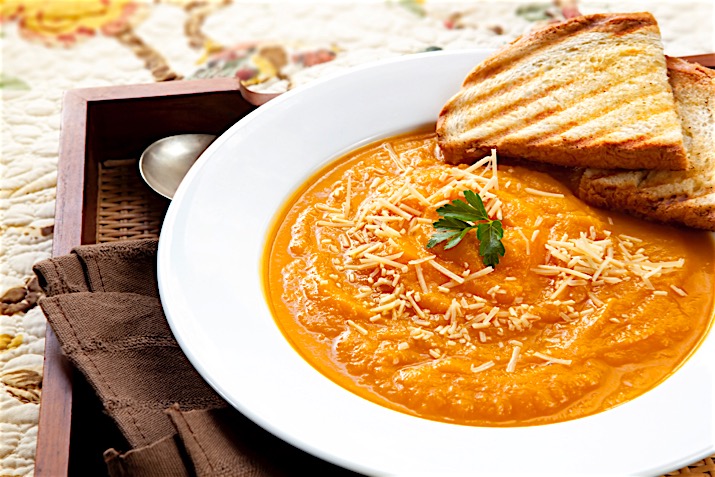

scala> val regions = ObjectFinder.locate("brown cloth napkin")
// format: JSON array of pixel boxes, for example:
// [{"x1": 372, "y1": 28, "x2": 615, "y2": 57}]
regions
[{"x1": 34, "y1": 239, "x2": 362, "y2": 477}]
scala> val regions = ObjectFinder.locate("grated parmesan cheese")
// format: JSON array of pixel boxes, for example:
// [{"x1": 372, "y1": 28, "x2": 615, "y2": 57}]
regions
[
  {"x1": 535, "y1": 231, "x2": 685, "y2": 299},
  {"x1": 347, "y1": 320, "x2": 368, "y2": 336},
  {"x1": 524, "y1": 187, "x2": 565, "y2": 198},
  {"x1": 306, "y1": 139, "x2": 693, "y2": 384},
  {"x1": 471, "y1": 361, "x2": 495, "y2": 373},
  {"x1": 533, "y1": 352, "x2": 572, "y2": 365},
  {"x1": 506, "y1": 345, "x2": 521, "y2": 372},
  {"x1": 670, "y1": 284, "x2": 688, "y2": 297}
]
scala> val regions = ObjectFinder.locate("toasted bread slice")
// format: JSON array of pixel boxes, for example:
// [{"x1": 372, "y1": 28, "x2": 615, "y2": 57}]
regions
[
  {"x1": 578, "y1": 57, "x2": 715, "y2": 230},
  {"x1": 437, "y1": 12, "x2": 688, "y2": 171}
]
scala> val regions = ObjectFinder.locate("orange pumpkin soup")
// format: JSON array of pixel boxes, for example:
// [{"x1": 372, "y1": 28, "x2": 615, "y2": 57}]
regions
[{"x1": 264, "y1": 130, "x2": 715, "y2": 426}]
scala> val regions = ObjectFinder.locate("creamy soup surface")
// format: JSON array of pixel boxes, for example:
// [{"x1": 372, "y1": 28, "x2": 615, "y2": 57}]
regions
[{"x1": 265, "y1": 130, "x2": 715, "y2": 426}]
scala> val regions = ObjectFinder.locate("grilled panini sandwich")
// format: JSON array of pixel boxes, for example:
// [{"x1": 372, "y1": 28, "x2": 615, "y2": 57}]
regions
[
  {"x1": 437, "y1": 12, "x2": 688, "y2": 171},
  {"x1": 578, "y1": 57, "x2": 715, "y2": 230}
]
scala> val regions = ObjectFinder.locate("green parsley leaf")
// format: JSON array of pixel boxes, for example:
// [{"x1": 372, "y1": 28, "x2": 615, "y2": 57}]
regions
[
  {"x1": 431, "y1": 216, "x2": 472, "y2": 231},
  {"x1": 426, "y1": 190, "x2": 506, "y2": 267},
  {"x1": 427, "y1": 229, "x2": 462, "y2": 249},
  {"x1": 435, "y1": 190, "x2": 489, "y2": 223},
  {"x1": 477, "y1": 220, "x2": 505, "y2": 267}
]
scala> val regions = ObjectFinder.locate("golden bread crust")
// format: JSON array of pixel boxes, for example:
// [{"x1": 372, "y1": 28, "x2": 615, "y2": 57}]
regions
[
  {"x1": 453, "y1": 13, "x2": 661, "y2": 91},
  {"x1": 578, "y1": 57, "x2": 715, "y2": 230},
  {"x1": 437, "y1": 12, "x2": 688, "y2": 170}
]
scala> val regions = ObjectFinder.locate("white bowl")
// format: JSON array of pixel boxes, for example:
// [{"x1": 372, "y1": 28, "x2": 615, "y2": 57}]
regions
[{"x1": 157, "y1": 49, "x2": 715, "y2": 476}]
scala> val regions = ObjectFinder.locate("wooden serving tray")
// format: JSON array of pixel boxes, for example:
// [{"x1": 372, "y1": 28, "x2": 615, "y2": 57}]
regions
[{"x1": 36, "y1": 78, "x2": 257, "y2": 476}]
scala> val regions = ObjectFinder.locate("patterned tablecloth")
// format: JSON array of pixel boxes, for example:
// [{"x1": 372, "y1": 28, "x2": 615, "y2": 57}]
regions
[{"x1": 0, "y1": 1, "x2": 713, "y2": 475}]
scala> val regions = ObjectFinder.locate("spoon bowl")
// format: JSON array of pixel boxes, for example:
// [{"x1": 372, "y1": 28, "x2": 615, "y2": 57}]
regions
[{"x1": 139, "y1": 134, "x2": 217, "y2": 199}]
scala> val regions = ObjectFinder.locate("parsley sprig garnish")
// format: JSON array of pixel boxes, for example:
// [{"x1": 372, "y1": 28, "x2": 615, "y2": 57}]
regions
[{"x1": 426, "y1": 190, "x2": 505, "y2": 267}]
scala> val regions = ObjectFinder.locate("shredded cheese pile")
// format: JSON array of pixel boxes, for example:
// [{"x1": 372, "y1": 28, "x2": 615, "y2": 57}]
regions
[
  {"x1": 315, "y1": 145, "x2": 506, "y2": 360},
  {"x1": 311, "y1": 141, "x2": 688, "y2": 373},
  {"x1": 533, "y1": 230, "x2": 686, "y2": 298}
]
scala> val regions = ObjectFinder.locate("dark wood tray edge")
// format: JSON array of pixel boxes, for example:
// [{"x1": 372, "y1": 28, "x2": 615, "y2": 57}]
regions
[{"x1": 36, "y1": 77, "x2": 244, "y2": 477}]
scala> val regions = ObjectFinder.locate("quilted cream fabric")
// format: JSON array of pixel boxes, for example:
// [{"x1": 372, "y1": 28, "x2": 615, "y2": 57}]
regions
[{"x1": 0, "y1": 1, "x2": 712, "y2": 475}]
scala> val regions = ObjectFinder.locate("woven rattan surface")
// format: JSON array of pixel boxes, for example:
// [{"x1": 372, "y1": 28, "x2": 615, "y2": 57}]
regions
[
  {"x1": 95, "y1": 156, "x2": 714, "y2": 477},
  {"x1": 97, "y1": 158, "x2": 169, "y2": 243}
]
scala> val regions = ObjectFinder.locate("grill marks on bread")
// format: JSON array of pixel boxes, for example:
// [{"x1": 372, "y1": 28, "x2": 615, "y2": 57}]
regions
[
  {"x1": 437, "y1": 13, "x2": 687, "y2": 171},
  {"x1": 578, "y1": 58, "x2": 715, "y2": 230},
  {"x1": 459, "y1": 14, "x2": 653, "y2": 85}
]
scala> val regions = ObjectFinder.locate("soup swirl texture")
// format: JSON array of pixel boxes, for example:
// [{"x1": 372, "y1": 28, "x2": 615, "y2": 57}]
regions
[{"x1": 265, "y1": 131, "x2": 715, "y2": 426}]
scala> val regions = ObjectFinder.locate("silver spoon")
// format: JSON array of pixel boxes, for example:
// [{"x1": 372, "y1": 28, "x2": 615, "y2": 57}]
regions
[{"x1": 139, "y1": 134, "x2": 217, "y2": 199}]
